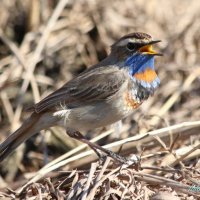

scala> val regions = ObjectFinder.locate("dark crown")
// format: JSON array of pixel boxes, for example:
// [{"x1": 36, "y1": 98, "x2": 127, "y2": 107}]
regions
[{"x1": 119, "y1": 32, "x2": 152, "y2": 40}]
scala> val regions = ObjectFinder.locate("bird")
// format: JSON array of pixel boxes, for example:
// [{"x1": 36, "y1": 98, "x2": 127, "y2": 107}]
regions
[{"x1": 0, "y1": 32, "x2": 162, "y2": 163}]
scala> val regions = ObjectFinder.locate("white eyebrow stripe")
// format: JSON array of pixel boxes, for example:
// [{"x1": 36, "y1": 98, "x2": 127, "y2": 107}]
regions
[{"x1": 116, "y1": 38, "x2": 151, "y2": 47}]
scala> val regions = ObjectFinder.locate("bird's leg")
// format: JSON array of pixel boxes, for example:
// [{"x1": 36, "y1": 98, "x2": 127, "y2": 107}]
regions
[
  {"x1": 66, "y1": 129, "x2": 128, "y2": 164},
  {"x1": 67, "y1": 129, "x2": 103, "y2": 158}
]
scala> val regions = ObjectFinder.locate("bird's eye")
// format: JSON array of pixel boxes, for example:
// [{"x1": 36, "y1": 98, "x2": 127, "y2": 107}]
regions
[{"x1": 126, "y1": 42, "x2": 140, "y2": 51}]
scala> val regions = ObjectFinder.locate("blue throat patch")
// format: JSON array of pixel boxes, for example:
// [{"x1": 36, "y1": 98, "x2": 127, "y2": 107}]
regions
[
  {"x1": 124, "y1": 53, "x2": 160, "y2": 89},
  {"x1": 125, "y1": 53, "x2": 155, "y2": 74}
]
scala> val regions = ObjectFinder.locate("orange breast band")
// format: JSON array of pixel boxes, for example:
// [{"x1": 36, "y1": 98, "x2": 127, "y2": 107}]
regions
[{"x1": 134, "y1": 68, "x2": 157, "y2": 83}]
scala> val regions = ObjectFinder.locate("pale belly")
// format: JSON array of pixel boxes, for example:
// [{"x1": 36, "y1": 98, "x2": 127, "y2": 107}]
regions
[{"x1": 54, "y1": 97, "x2": 134, "y2": 132}]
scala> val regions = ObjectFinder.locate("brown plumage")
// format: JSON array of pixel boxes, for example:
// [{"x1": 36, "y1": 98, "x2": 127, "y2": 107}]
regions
[{"x1": 0, "y1": 32, "x2": 161, "y2": 163}]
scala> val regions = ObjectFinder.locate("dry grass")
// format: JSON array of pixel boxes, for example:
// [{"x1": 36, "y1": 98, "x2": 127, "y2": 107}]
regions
[{"x1": 0, "y1": 0, "x2": 200, "y2": 199}]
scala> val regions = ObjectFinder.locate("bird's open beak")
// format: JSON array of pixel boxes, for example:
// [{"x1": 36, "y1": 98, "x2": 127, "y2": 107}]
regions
[{"x1": 139, "y1": 40, "x2": 162, "y2": 56}]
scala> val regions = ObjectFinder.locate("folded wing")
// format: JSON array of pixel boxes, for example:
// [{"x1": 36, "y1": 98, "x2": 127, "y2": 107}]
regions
[{"x1": 33, "y1": 66, "x2": 127, "y2": 113}]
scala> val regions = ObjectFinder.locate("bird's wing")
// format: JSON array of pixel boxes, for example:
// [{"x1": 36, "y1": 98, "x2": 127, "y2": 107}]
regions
[{"x1": 33, "y1": 66, "x2": 127, "y2": 113}]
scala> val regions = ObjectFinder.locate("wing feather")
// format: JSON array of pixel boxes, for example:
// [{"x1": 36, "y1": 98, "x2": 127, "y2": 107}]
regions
[{"x1": 33, "y1": 66, "x2": 127, "y2": 113}]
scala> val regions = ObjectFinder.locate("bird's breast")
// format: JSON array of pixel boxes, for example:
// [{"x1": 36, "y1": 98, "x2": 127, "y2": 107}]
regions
[{"x1": 124, "y1": 91, "x2": 142, "y2": 110}]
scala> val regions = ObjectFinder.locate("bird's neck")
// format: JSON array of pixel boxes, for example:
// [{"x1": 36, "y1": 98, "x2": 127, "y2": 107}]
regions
[{"x1": 124, "y1": 54, "x2": 160, "y2": 103}]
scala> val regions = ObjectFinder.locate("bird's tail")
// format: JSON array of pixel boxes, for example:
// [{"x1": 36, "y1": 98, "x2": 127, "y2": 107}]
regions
[{"x1": 0, "y1": 112, "x2": 56, "y2": 162}]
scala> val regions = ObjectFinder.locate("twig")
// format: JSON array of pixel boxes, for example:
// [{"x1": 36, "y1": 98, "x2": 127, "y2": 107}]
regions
[
  {"x1": 16, "y1": 120, "x2": 200, "y2": 193},
  {"x1": 81, "y1": 162, "x2": 97, "y2": 200},
  {"x1": 14, "y1": 0, "x2": 71, "y2": 124}
]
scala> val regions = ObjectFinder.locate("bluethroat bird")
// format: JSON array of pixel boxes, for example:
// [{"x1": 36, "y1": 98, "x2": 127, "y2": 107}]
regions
[{"x1": 0, "y1": 32, "x2": 162, "y2": 163}]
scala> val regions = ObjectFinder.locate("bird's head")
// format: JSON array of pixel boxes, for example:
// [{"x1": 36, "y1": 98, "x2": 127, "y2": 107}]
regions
[
  {"x1": 111, "y1": 32, "x2": 162, "y2": 90},
  {"x1": 111, "y1": 32, "x2": 162, "y2": 65}
]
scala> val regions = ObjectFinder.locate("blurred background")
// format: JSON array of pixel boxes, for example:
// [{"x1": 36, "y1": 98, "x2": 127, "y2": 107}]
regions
[{"x1": 0, "y1": 0, "x2": 200, "y2": 191}]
